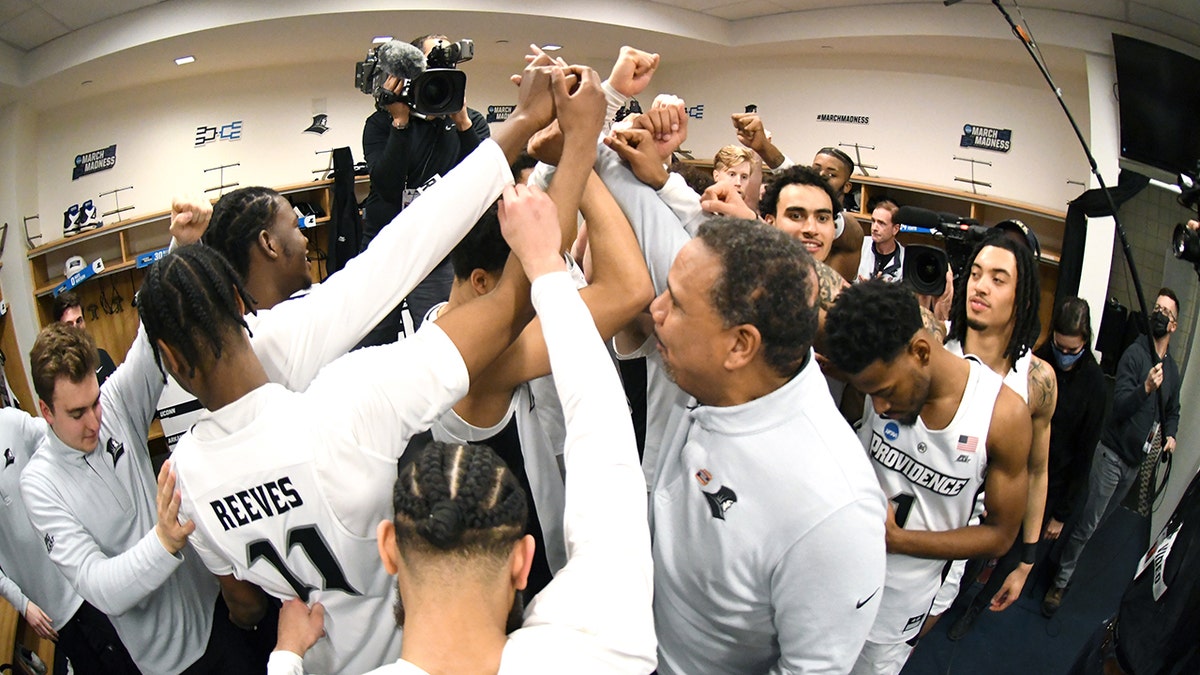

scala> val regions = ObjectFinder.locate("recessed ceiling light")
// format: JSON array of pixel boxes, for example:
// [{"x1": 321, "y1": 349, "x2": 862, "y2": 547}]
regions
[
  {"x1": 820, "y1": 45, "x2": 833, "y2": 50},
  {"x1": 174, "y1": 55, "x2": 195, "y2": 65},
  {"x1": 496, "y1": 39, "x2": 509, "y2": 44},
  {"x1": 541, "y1": 44, "x2": 562, "y2": 51},
  {"x1": 81, "y1": 79, "x2": 93, "y2": 86},
  {"x1": 372, "y1": 36, "x2": 392, "y2": 43}
]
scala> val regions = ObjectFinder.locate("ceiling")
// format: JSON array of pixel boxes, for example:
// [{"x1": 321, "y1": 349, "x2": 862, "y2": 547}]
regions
[{"x1": 0, "y1": 0, "x2": 1196, "y2": 110}]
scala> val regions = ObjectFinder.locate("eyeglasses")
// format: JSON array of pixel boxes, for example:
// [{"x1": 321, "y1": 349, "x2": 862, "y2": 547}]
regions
[{"x1": 1154, "y1": 305, "x2": 1177, "y2": 323}]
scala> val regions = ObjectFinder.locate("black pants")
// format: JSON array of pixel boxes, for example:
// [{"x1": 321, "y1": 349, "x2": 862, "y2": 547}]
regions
[
  {"x1": 179, "y1": 595, "x2": 274, "y2": 675},
  {"x1": 963, "y1": 525, "x2": 1028, "y2": 611},
  {"x1": 54, "y1": 601, "x2": 140, "y2": 675}
]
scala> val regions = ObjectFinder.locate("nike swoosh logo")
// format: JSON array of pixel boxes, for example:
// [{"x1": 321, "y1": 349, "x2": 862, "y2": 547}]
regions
[{"x1": 857, "y1": 587, "x2": 880, "y2": 609}]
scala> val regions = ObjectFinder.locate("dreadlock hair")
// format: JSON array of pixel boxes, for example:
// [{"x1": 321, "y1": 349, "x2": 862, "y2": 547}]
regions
[
  {"x1": 201, "y1": 186, "x2": 283, "y2": 278},
  {"x1": 450, "y1": 204, "x2": 509, "y2": 281},
  {"x1": 816, "y1": 146, "x2": 856, "y2": 175},
  {"x1": 948, "y1": 231, "x2": 1041, "y2": 368},
  {"x1": 30, "y1": 323, "x2": 99, "y2": 407},
  {"x1": 695, "y1": 217, "x2": 818, "y2": 377},
  {"x1": 824, "y1": 279, "x2": 924, "y2": 376},
  {"x1": 1052, "y1": 297, "x2": 1093, "y2": 348},
  {"x1": 137, "y1": 244, "x2": 255, "y2": 380},
  {"x1": 392, "y1": 441, "x2": 527, "y2": 560},
  {"x1": 758, "y1": 165, "x2": 843, "y2": 220}
]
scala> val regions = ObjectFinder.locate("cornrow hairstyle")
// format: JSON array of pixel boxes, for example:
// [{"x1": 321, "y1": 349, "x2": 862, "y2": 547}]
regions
[
  {"x1": 759, "y1": 165, "x2": 843, "y2": 220},
  {"x1": 30, "y1": 323, "x2": 99, "y2": 406},
  {"x1": 948, "y1": 232, "x2": 1041, "y2": 368},
  {"x1": 392, "y1": 441, "x2": 527, "y2": 559},
  {"x1": 816, "y1": 146, "x2": 856, "y2": 175},
  {"x1": 824, "y1": 279, "x2": 924, "y2": 376},
  {"x1": 1052, "y1": 297, "x2": 1093, "y2": 348},
  {"x1": 695, "y1": 217, "x2": 818, "y2": 377},
  {"x1": 52, "y1": 290, "x2": 82, "y2": 322},
  {"x1": 202, "y1": 186, "x2": 284, "y2": 278},
  {"x1": 137, "y1": 244, "x2": 256, "y2": 380},
  {"x1": 450, "y1": 204, "x2": 509, "y2": 281}
]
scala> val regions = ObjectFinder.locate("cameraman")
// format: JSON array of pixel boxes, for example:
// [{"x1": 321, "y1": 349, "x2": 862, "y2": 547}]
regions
[{"x1": 360, "y1": 34, "x2": 490, "y2": 341}]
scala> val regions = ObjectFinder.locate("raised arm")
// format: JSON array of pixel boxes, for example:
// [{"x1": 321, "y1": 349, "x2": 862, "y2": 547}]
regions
[
  {"x1": 514, "y1": 188, "x2": 656, "y2": 672},
  {"x1": 886, "y1": 386, "x2": 1031, "y2": 560}
]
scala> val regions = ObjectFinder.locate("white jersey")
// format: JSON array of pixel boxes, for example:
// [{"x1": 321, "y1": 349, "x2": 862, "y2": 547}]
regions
[
  {"x1": 946, "y1": 339, "x2": 1031, "y2": 404},
  {"x1": 268, "y1": 271, "x2": 657, "y2": 675},
  {"x1": 172, "y1": 324, "x2": 470, "y2": 675},
  {"x1": 860, "y1": 358, "x2": 1003, "y2": 643},
  {"x1": 0, "y1": 408, "x2": 81, "y2": 630}
]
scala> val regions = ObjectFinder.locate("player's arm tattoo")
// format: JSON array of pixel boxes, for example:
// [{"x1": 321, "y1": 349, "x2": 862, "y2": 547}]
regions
[
  {"x1": 1027, "y1": 356, "x2": 1058, "y2": 419},
  {"x1": 919, "y1": 306, "x2": 947, "y2": 343},
  {"x1": 815, "y1": 260, "x2": 848, "y2": 311}
]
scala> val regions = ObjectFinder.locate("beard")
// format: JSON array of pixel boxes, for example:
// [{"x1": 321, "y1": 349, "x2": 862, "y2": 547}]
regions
[
  {"x1": 393, "y1": 581, "x2": 526, "y2": 634},
  {"x1": 966, "y1": 317, "x2": 987, "y2": 332}
]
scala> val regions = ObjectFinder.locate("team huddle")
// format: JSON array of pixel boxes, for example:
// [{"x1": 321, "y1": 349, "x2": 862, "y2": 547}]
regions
[{"x1": 1, "y1": 42, "x2": 1173, "y2": 675}]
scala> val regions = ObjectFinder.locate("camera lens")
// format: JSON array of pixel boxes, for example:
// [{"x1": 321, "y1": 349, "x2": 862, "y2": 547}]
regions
[
  {"x1": 422, "y1": 73, "x2": 452, "y2": 109},
  {"x1": 903, "y1": 245, "x2": 948, "y2": 297}
]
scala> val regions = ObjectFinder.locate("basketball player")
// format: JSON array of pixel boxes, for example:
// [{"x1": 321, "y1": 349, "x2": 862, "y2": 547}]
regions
[
  {"x1": 933, "y1": 232, "x2": 1056, "y2": 636},
  {"x1": 427, "y1": 170, "x2": 651, "y2": 597},
  {"x1": 161, "y1": 68, "x2": 605, "y2": 675},
  {"x1": 822, "y1": 279, "x2": 1031, "y2": 674},
  {"x1": 267, "y1": 153, "x2": 656, "y2": 673}
]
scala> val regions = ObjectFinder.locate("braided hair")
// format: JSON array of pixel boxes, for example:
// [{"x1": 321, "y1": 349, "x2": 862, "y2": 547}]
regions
[
  {"x1": 137, "y1": 244, "x2": 255, "y2": 380},
  {"x1": 948, "y1": 232, "x2": 1041, "y2": 368},
  {"x1": 201, "y1": 187, "x2": 283, "y2": 278},
  {"x1": 392, "y1": 441, "x2": 527, "y2": 560}
]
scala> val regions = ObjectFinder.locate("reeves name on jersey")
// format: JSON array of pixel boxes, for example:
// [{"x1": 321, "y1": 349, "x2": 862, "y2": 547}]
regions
[{"x1": 209, "y1": 476, "x2": 303, "y2": 531}]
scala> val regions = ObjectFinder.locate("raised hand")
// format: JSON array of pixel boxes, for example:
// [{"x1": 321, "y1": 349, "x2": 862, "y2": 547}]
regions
[
  {"x1": 700, "y1": 182, "x2": 757, "y2": 220},
  {"x1": 608, "y1": 46, "x2": 660, "y2": 98},
  {"x1": 155, "y1": 460, "x2": 195, "y2": 555},
  {"x1": 604, "y1": 127, "x2": 669, "y2": 190},
  {"x1": 170, "y1": 195, "x2": 213, "y2": 246},
  {"x1": 553, "y1": 66, "x2": 606, "y2": 142},
  {"x1": 513, "y1": 63, "x2": 559, "y2": 134},
  {"x1": 498, "y1": 183, "x2": 564, "y2": 280}
]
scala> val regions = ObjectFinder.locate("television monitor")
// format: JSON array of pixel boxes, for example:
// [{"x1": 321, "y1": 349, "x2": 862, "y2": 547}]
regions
[{"x1": 1112, "y1": 34, "x2": 1200, "y2": 180}]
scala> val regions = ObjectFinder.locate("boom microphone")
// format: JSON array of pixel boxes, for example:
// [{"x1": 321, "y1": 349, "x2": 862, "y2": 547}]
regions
[
  {"x1": 375, "y1": 40, "x2": 426, "y2": 93},
  {"x1": 893, "y1": 205, "x2": 942, "y2": 229}
]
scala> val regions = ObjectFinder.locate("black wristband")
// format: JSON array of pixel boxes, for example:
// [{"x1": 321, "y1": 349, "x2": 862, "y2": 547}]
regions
[{"x1": 1020, "y1": 541, "x2": 1038, "y2": 564}]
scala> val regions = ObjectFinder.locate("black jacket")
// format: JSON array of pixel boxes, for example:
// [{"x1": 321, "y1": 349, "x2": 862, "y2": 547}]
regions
[
  {"x1": 1033, "y1": 342, "x2": 1107, "y2": 522},
  {"x1": 359, "y1": 107, "x2": 489, "y2": 245},
  {"x1": 1102, "y1": 338, "x2": 1180, "y2": 467}
]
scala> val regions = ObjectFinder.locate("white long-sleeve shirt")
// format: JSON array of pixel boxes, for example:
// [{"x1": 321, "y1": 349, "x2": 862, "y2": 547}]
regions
[
  {"x1": 0, "y1": 408, "x2": 81, "y2": 629},
  {"x1": 595, "y1": 142, "x2": 887, "y2": 674},
  {"x1": 269, "y1": 271, "x2": 657, "y2": 675},
  {"x1": 22, "y1": 327, "x2": 216, "y2": 675}
]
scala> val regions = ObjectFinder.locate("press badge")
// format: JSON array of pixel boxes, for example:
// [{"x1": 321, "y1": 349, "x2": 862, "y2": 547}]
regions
[{"x1": 401, "y1": 174, "x2": 441, "y2": 209}]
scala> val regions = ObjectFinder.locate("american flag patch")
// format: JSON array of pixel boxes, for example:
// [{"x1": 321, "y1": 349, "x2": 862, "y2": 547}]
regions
[{"x1": 956, "y1": 435, "x2": 978, "y2": 453}]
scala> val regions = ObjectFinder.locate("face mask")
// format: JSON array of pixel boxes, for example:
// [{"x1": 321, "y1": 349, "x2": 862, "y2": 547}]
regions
[
  {"x1": 1151, "y1": 311, "x2": 1170, "y2": 338},
  {"x1": 1052, "y1": 344, "x2": 1085, "y2": 370}
]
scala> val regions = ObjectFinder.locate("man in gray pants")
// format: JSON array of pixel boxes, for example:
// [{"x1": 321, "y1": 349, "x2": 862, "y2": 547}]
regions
[{"x1": 1043, "y1": 288, "x2": 1182, "y2": 616}]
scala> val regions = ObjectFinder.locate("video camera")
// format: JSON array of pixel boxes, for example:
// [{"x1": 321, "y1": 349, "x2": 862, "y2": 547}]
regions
[
  {"x1": 895, "y1": 206, "x2": 990, "y2": 297},
  {"x1": 355, "y1": 38, "x2": 475, "y2": 117}
]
